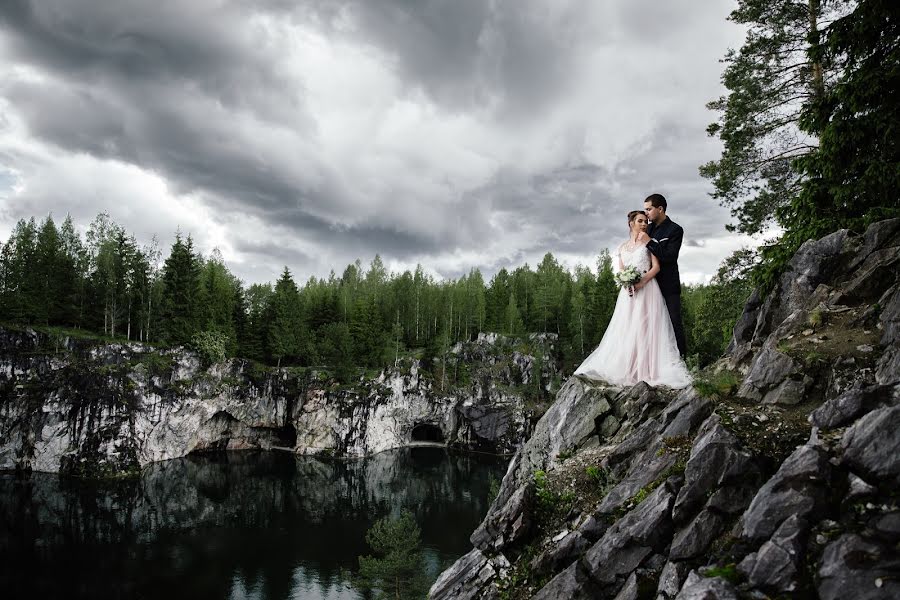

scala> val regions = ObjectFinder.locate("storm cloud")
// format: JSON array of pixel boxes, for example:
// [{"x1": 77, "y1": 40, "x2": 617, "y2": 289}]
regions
[{"x1": 0, "y1": 0, "x2": 751, "y2": 284}]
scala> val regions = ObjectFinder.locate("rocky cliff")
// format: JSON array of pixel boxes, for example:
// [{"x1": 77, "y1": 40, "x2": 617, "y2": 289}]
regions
[
  {"x1": 0, "y1": 331, "x2": 558, "y2": 476},
  {"x1": 431, "y1": 219, "x2": 900, "y2": 599}
]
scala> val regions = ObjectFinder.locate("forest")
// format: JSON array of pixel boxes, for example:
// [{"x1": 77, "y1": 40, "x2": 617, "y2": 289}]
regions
[
  {"x1": 3, "y1": 0, "x2": 896, "y2": 382},
  {"x1": 0, "y1": 212, "x2": 750, "y2": 378}
]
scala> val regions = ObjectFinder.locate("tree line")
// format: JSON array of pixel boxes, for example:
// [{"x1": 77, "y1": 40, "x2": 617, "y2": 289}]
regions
[{"x1": 0, "y1": 212, "x2": 749, "y2": 374}]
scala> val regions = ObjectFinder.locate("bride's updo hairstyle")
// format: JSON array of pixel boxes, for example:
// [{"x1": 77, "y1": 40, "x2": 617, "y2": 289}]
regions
[{"x1": 627, "y1": 210, "x2": 645, "y2": 228}]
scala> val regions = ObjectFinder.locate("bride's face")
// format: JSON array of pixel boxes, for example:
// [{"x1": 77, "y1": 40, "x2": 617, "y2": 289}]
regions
[{"x1": 631, "y1": 215, "x2": 648, "y2": 233}]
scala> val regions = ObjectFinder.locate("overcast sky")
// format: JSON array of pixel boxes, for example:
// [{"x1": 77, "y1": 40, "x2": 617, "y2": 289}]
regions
[{"x1": 0, "y1": 0, "x2": 753, "y2": 286}]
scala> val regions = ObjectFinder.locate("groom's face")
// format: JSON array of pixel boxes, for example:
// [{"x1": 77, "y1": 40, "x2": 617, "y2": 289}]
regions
[{"x1": 644, "y1": 201, "x2": 663, "y2": 225}]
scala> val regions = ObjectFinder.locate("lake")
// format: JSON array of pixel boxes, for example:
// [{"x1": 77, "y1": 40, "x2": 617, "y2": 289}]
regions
[{"x1": 0, "y1": 448, "x2": 508, "y2": 599}]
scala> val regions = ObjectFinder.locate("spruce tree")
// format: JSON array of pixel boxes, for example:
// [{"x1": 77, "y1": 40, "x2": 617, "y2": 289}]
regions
[
  {"x1": 352, "y1": 511, "x2": 429, "y2": 600},
  {"x1": 0, "y1": 218, "x2": 38, "y2": 323},
  {"x1": 57, "y1": 215, "x2": 86, "y2": 328},
  {"x1": 587, "y1": 250, "x2": 617, "y2": 347},
  {"x1": 791, "y1": 0, "x2": 900, "y2": 237},
  {"x1": 268, "y1": 267, "x2": 302, "y2": 367},
  {"x1": 33, "y1": 215, "x2": 61, "y2": 324},
  {"x1": 159, "y1": 234, "x2": 201, "y2": 345}
]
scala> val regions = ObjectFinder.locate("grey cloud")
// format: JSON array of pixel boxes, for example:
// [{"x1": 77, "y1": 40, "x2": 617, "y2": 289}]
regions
[
  {"x1": 4, "y1": 76, "x2": 329, "y2": 221},
  {"x1": 0, "y1": 0, "x2": 303, "y2": 124},
  {"x1": 294, "y1": 0, "x2": 598, "y2": 117},
  {"x1": 612, "y1": 118, "x2": 731, "y2": 239},
  {"x1": 0, "y1": 0, "x2": 745, "y2": 285},
  {"x1": 231, "y1": 238, "x2": 314, "y2": 268},
  {"x1": 1, "y1": 0, "x2": 331, "y2": 233}
]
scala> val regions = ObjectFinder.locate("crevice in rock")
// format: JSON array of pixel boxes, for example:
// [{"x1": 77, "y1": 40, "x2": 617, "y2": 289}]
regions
[{"x1": 411, "y1": 422, "x2": 445, "y2": 443}]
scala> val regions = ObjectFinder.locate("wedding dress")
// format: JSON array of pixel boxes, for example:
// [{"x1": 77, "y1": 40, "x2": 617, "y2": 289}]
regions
[{"x1": 575, "y1": 240, "x2": 691, "y2": 388}]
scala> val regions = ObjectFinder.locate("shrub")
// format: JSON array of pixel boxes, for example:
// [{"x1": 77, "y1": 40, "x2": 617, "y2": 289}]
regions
[{"x1": 191, "y1": 330, "x2": 229, "y2": 367}]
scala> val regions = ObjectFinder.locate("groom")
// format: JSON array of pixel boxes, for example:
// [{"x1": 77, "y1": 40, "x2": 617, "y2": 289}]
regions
[{"x1": 644, "y1": 193, "x2": 687, "y2": 358}]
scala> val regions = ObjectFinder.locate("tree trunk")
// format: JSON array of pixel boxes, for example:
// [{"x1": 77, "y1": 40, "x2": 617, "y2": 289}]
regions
[
  {"x1": 809, "y1": 0, "x2": 825, "y2": 100},
  {"x1": 580, "y1": 315, "x2": 584, "y2": 354},
  {"x1": 110, "y1": 294, "x2": 116, "y2": 338}
]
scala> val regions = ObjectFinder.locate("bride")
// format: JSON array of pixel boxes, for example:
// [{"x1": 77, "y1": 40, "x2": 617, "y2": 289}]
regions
[{"x1": 575, "y1": 210, "x2": 691, "y2": 388}]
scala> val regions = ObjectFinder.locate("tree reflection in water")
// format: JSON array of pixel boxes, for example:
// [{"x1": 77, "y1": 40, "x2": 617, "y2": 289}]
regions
[{"x1": 0, "y1": 448, "x2": 507, "y2": 600}]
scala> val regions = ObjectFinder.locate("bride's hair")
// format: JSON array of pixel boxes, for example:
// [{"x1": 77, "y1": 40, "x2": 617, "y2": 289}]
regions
[{"x1": 627, "y1": 210, "x2": 645, "y2": 227}]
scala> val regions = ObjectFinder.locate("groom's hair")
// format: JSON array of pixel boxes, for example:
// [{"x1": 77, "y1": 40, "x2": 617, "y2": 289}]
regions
[{"x1": 645, "y1": 193, "x2": 667, "y2": 211}]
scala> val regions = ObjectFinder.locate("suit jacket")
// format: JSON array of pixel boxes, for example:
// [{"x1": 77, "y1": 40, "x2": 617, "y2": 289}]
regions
[{"x1": 646, "y1": 217, "x2": 683, "y2": 296}]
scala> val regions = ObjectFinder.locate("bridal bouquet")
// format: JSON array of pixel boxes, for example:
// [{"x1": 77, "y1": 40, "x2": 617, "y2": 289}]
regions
[{"x1": 614, "y1": 266, "x2": 642, "y2": 297}]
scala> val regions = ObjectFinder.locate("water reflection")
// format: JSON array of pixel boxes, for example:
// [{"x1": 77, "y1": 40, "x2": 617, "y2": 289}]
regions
[{"x1": 0, "y1": 448, "x2": 507, "y2": 600}]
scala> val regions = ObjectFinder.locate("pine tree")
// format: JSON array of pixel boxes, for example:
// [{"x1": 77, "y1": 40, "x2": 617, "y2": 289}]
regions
[
  {"x1": 352, "y1": 511, "x2": 429, "y2": 600},
  {"x1": 485, "y1": 268, "x2": 511, "y2": 333},
  {"x1": 197, "y1": 248, "x2": 238, "y2": 350},
  {"x1": 350, "y1": 295, "x2": 383, "y2": 366},
  {"x1": 159, "y1": 234, "x2": 201, "y2": 345},
  {"x1": 791, "y1": 0, "x2": 900, "y2": 237},
  {"x1": 243, "y1": 282, "x2": 273, "y2": 361},
  {"x1": 318, "y1": 321, "x2": 354, "y2": 382},
  {"x1": 701, "y1": 0, "x2": 837, "y2": 235},
  {"x1": 57, "y1": 215, "x2": 86, "y2": 327},
  {"x1": 0, "y1": 218, "x2": 38, "y2": 323},
  {"x1": 503, "y1": 292, "x2": 525, "y2": 335},
  {"x1": 33, "y1": 215, "x2": 61, "y2": 324},
  {"x1": 587, "y1": 250, "x2": 617, "y2": 347},
  {"x1": 268, "y1": 267, "x2": 303, "y2": 367}
]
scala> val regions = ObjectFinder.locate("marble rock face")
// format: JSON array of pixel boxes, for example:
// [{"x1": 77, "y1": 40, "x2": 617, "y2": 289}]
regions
[{"x1": 0, "y1": 330, "x2": 553, "y2": 475}]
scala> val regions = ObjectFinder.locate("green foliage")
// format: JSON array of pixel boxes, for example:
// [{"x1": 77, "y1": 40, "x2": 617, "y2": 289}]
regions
[
  {"x1": 0, "y1": 211, "x2": 755, "y2": 376},
  {"x1": 701, "y1": 0, "x2": 831, "y2": 236},
  {"x1": 702, "y1": 563, "x2": 741, "y2": 584},
  {"x1": 587, "y1": 250, "x2": 617, "y2": 349},
  {"x1": 351, "y1": 511, "x2": 429, "y2": 600},
  {"x1": 496, "y1": 543, "x2": 549, "y2": 600},
  {"x1": 808, "y1": 307, "x2": 824, "y2": 328},
  {"x1": 268, "y1": 267, "x2": 306, "y2": 366},
  {"x1": 585, "y1": 465, "x2": 612, "y2": 489},
  {"x1": 488, "y1": 474, "x2": 501, "y2": 505},
  {"x1": 693, "y1": 370, "x2": 741, "y2": 399},
  {"x1": 632, "y1": 485, "x2": 652, "y2": 505},
  {"x1": 138, "y1": 351, "x2": 175, "y2": 377},
  {"x1": 190, "y1": 330, "x2": 229, "y2": 367},
  {"x1": 503, "y1": 291, "x2": 525, "y2": 335},
  {"x1": 533, "y1": 470, "x2": 575, "y2": 521},
  {"x1": 682, "y1": 249, "x2": 756, "y2": 367},
  {"x1": 705, "y1": 0, "x2": 898, "y2": 290},
  {"x1": 316, "y1": 321, "x2": 355, "y2": 383},
  {"x1": 789, "y1": 0, "x2": 900, "y2": 243},
  {"x1": 159, "y1": 233, "x2": 202, "y2": 345}
]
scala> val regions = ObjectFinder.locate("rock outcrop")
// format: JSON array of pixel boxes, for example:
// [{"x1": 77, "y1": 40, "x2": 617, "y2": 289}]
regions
[
  {"x1": 432, "y1": 219, "x2": 900, "y2": 599},
  {"x1": 0, "y1": 331, "x2": 558, "y2": 475}
]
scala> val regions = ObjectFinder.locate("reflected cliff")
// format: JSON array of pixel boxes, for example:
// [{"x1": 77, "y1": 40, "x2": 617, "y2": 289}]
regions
[{"x1": 0, "y1": 448, "x2": 507, "y2": 599}]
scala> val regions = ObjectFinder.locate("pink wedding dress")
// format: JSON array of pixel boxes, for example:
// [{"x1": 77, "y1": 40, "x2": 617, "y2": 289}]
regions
[{"x1": 575, "y1": 240, "x2": 691, "y2": 388}]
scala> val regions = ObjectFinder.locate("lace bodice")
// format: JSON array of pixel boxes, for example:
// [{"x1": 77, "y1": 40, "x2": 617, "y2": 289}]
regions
[{"x1": 618, "y1": 240, "x2": 651, "y2": 272}]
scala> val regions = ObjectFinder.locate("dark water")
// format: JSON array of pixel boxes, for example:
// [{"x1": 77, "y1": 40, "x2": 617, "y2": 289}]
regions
[{"x1": 0, "y1": 448, "x2": 508, "y2": 600}]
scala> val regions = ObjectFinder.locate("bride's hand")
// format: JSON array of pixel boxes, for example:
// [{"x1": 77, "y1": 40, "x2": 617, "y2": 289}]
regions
[{"x1": 637, "y1": 232, "x2": 650, "y2": 243}]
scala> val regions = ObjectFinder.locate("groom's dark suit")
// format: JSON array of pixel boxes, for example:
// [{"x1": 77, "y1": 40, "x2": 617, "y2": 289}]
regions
[{"x1": 646, "y1": 216, "x2": 687, "y2": 357}]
